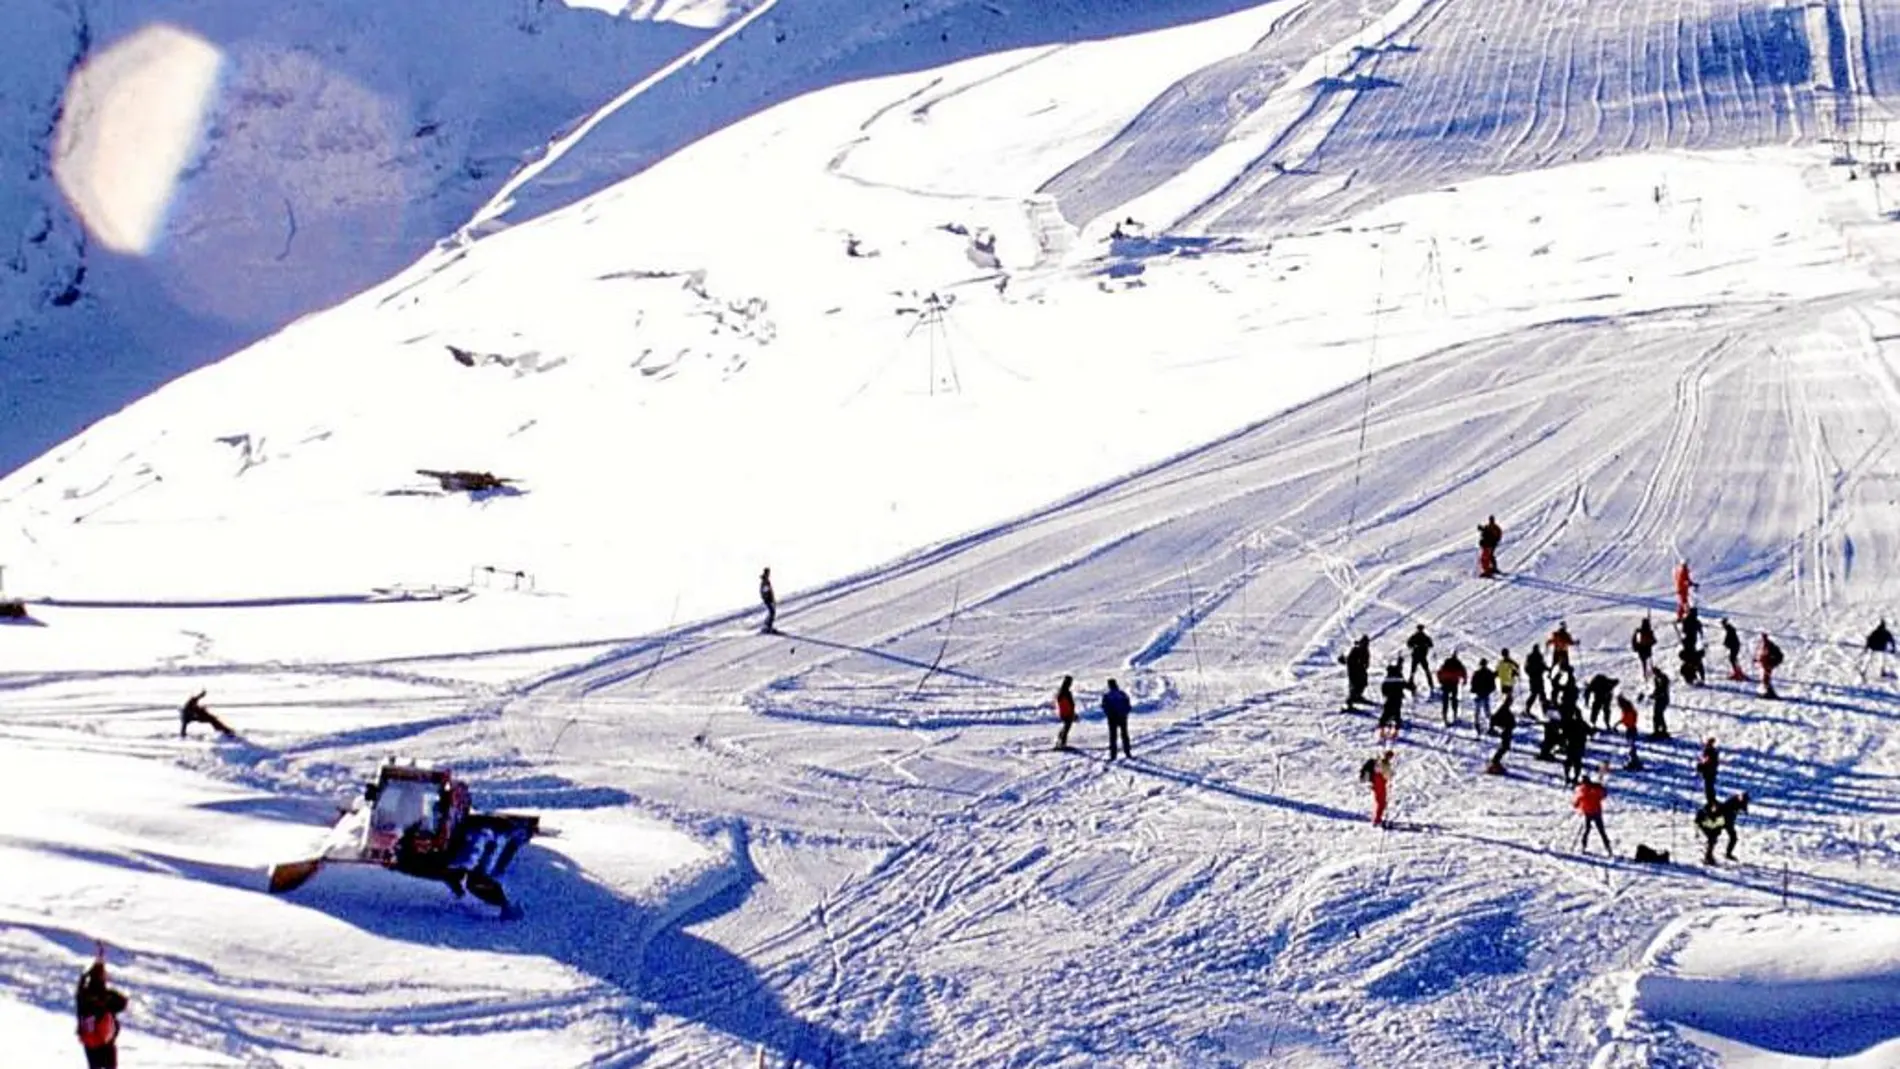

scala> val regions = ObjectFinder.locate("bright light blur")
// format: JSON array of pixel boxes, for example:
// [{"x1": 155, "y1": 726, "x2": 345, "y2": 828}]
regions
[{"x1": 53, "y1": 24, "x2": 223, "y2": 255}]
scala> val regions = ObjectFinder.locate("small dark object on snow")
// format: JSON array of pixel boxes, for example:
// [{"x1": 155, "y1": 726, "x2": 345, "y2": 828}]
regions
[
  {"x1": 0, "y1": 599, "x2": 25, "y2": 619},
  {"x1": 418, "y1": 469, "x2": 516, "y2": 494},
  {"x1": 1633, "y1": 844, "x2": 1671, "y2": 864}
]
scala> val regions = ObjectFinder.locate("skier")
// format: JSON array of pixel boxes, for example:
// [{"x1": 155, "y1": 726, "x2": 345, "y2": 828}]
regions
[
  {"x1": 1361, "y1": 750, "x2": 1394, "y2": 827},
  {"x1": 178, "y1": 690, "x2": 236, "y2": 740},
  {"x1": 1864, "y1": 619, "x2": 1896, "y2": 679},
  {"x1": 1561, "y1": 706, "x2": 1590, "y2": 787},
  {"x1": 1495, "y1": 648, "x2": 1520, "y2": 712},
  {"x1": 1536, "y1": 702, "x2": 1563, "y2": 762},
  {"x1": 1584, "y1": 673, "x2": 1619, "y2": 732},
  {"x1": 1649, "y1": 668, "x2": 1672, "y2": 739},
  {"x1": 1720, "y1": 617, "x2": 1744, "y2": 681},
  {"x1": 1378, "y1": 662, "x2": 1414, "y2": 743},
  {"x1": 1469, "y1": 657, "x2": 1497, "y2": 737},
  {"x1": 1679, "y1": 606, "x2": 1705, "y2": 652},
  {"x1": 1674, "y1": 559, "x2": 1697, "y2": 620},
  {"x1": 1694, "y1": 792, "x2": 1750, "y2": 864},
  {"x1": 1052, "y1": 675, "x2": 1077, "y2": 751},
  {"x1": 1617, "y1": 695, "x2": 1642, "y2": 770},
  {"x1": 1547, "y1": 621, "x2": 1578, "y2": 672},
  {"x1": 75, "y1": 941, "x2": 126, "y2": 1069},
  {"x1": 1102, "y1": 679, "x2": 1133, "y2": 760},
  {"x1": 1477, "y1": 515, "x2": 1503, "y2": 577},
  {"x1": 1631, "y1": 616, "x2": 1656, "y2": 677},
  {"x1": 1695, "y1": 737, "x2": 1721, "y2": 806},
  {"x1": 1678, "y1": 639, "x2": 1706, "y2": 687},
  {"x1": 758, "y1": 567, "x2": 778, "y2": 634},
  {"x1": 1575, "y1": 770, "x2": 1613, "y2": 855},
  {"x1": 1436, "y1": 651, "x2": 1468, "y2": 727},
  {"x1": 1339, "y1": 635, "x2": 1372, "y2": 709},
  {"x1": 1757, "y1": 633, "x2": 1784, "y2": 699},
  {"x1": 1525, "y1": 644, "x2": 1550, "y2": 710},
  {"x1": 1487, "y1": 702, "x2": 1516, "y2": 774},
  {"x1": 1405, "y1": 625, "x2": 1435, "y2": 691}
]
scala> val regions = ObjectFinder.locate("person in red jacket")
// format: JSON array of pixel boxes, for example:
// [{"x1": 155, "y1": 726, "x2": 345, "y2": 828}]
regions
[
  {"x1": 1052, "y1": 675, "x2": 1077, "y2": 750},
  {"x1": 1674, "y1": 561, "x2": 1696, "y2": 620},
  {"x1": 1436, "y1": 651, "x2": 1468, "y2": 727},
  {"x1": 1575, "y1": 770, "x2": 1612, "y2": 855},
  {"x1": 1617, "y1": 695, "x2": 1643, "y2": 770},
  {"x1": 75, "y1": 941, "x2": 126, "y2": 1068},
  {"x1": 1361, "y1": 750, "x2": 1394, "y2": 827},
  {"x1": 1477, "y1": 516, "x2": 1503, "y2": 578}
]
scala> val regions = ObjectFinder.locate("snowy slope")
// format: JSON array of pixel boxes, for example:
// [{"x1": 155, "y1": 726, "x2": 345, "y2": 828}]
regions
[{"x1": 7, "y1": 1, "x2": 1900, "y2": 1066}]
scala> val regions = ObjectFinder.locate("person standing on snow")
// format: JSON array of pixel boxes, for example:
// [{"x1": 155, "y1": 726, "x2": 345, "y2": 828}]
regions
[
  {"x1": 758, "y1": 567, "x2": 778, "y2": 635},
  {"x1": 1679, "y1": 606, "x2": 1705, "y2": 652},
  {"x1": 1696, "y1": 737, "x2": 1721, "y2": 806},
  {"x1": 1487, "y1": 701, "x2": 1516, "y2": 774},
  {"x1": 1361, "y1": 750, "x2": 1394, "y2": 826},
  {"x1": 178, "y1": 690, "x2": 236, "y2": 740},
  {"x1": 1678, "y1": 639, "x2": 1706, "y2": 687},
  {"x1": 1547, "y1": 621, "x2": 1578, "y2": 673},
  {"x1": 1495, "y1": 648, "x2": 1520, "y2": 713},
  {"x1": 1477, "y1": 515, "x2": 1503, "y2": 578},
  {"x1": 1052, "y1": 676, "x2": 1077, "y2": 750},
  {"x1": 1102, "y1": 679, "x2": 1133, "y2": 760},
  {"x1": 1617, "y1": 695, "x2": 1642, "y2": 770},
  {"x1": 1378, "y1": 662, "x2": 1414, "y2": 743},
  {"x1": 1584, "y1": 673, "x2": 1620, "y2": 732},
  {"x1": 1340, "y1": 635, "x2": 1372, "y2": 709},
  {"x1": 1631, "y1": 617, "x2": 1657, "y2": 677},
  {"x1": 1649, "y1": 668, "x2": 1673, "y2": 739},
  {"x1": 1674, "y1": 560, "x2": 1697, "y2": 620},
  {"x1": 75, "y1": 941, "x2": 126, "y2": 1069},
  {"x1": 1757, "y1": 633, "x2": 1784, "y2": 699},
  {"x1": 1525, "y1": 644, "x2": 1550, "y2": 711},
  {"x1": 1720, "y1": 618, "x2": 1744, "y2": 681},
  {"x1": 1406, "y1": 625, "x2": 1435, "y2": 692},
  {"x1": 1575, "y1": 770, "x2": 1613, "y2": 855},
  {"x1": 1863, "y1": 619, "x2": 1897, "y2": 679},
  {"x1": 1469, "y1": 657, "x2": 1497, "y2": 737},
  {"x1": 1437, "y1": 651, "x2": 1469, "y2": 727},
  {"x1": 1561, "y1": 708, "x2": 1590, "y2": 787},
  {"x1": 1694, "y1": 792, "x2": 1750, "y2": 864}
]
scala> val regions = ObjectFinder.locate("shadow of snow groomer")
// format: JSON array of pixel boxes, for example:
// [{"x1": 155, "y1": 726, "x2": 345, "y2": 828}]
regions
[{"x1": 268, "y1": 760, "x2": 540, "y2": 917}]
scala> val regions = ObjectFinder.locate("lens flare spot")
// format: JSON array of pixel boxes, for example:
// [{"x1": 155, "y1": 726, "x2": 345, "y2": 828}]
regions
[{"x1": 53, "y1": 24, "x2": 223, "y2": 255}]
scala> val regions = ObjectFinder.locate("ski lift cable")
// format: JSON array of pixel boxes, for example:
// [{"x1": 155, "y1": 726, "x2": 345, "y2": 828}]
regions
[{"x1": 1346, "y1": 244, "x2": 1388, "y2": 534}]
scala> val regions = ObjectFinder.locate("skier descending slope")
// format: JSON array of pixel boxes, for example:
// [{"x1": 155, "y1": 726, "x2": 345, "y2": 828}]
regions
[{"x1": 1477, "y1": 515, "x2": 1503, "y2": 577}]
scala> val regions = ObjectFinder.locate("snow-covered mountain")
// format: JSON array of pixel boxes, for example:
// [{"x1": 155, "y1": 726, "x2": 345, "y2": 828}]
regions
[{"x1": 7, "y1": 1, "x2": 1900, "y2": 1066}]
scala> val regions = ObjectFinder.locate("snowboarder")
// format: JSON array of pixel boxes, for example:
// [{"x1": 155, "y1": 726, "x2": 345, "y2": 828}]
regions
[
  {"x1": 1053, "y1": 676, "x2": 1077, "y2": 750},
  {"x1": 1678, "y1": 640, "x2": 1706, "y2": 687},
  {"x1": 1757, "y1": 633, "x2": 1784, "y2": 699},
  {"x1": 1477, "y1": 515, "x2": 1503, "y2": 577},
  {"x1": 75, "y1": 941, "x2": 126, "y2": 1069},
  {"x1": 1495, "y1": 648, "x2": 1520, "y2": 711},
  {"x1": 1547, "y1": 621, "x2": 1578, "y2": 672},
  {"x1": 758, "y1": 567, "x2": 778, "y2": 634},
  {"x1": 1525, "y1": 644, "x2": 1550, "y2": 710},
  {"x1": 1378, "y1": 662, "x2": 1413, "y2": 743},
  {"x1": 1405, "y1": 625, "x2": 1435, "y2": 691},
  {"x1": 1694, "y1": 792, "x2": 1750, "y2": 864},
  {"x1": 1695, "y1": 737, "x2": 1721, "y2": 806},
  {"x1": 1436, "y1": 651, "x2": 1468, "y2": 726},
  {"x1": 1674, "y1": 560, "x2": 1697, "y2": 620},
  {"x1": 1584, "y1": 673, "x2": 1619, "y2": 732},
  {"x1": 1470, "y1": 657, "x2": 1497, "y2": 736},
  {"x1": 1649, "y1": 668, "x2": 1672, "y2": 739},
  {"x1": 1617, "y1": 695, "x2": 1642, "y2": 770},
  {"x1": 1487, "y1": 703, "x2": 1516, "y2": 774},
  {"x1": 1339, "y1": 635, "x2": 1372, "y2": 708},
  {"x1": 1360, "y1": 750, "x2": 1394, "y2": 826},
  {"x1": 1102, "y1": 679, "x2": 1133, "y2": 760},
  {"x1": 178, "y1": 690, "x2": 236, "y2": 740},
  {"x1": 1721, "y1": 618, "x2": 1744, "y2": 681},
  {"x1": 1575, "y1": 770, "x2": 1612, "y2": 854},
  {"x1": 1631, "y1": 617, "x2": 1656, "y2": 677},
  {"x1": 1863, "y1": 619, "x2": 1896, "y2": 679}
]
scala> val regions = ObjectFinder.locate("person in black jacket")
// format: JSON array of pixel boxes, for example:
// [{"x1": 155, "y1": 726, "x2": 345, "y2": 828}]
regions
[
  {"x1": 1648, "y1": 668, "x2": 1672, "y2": 739},
  {"x1": 1525, "y1": 644, "x2": 1550, "y2": 710},
  {"x1": 1721, "y1": 618, "x2": 1744, "y2": 681},
  {"x1": 1102, "y1": 679, "x2": 1133, "y2": 760},
  {"x1": 76, "y1": 942, "x2": 127, "y2": 1068},
  {"x1": 1486, "y1": 703, "x2": 1516, "y2": 774},
  {"x1": 1695, "y1": 737, "x2": 1721, "y2": 806},
  {"x1": 1405, "y1": 625, "x2": 1435, "y2": 691},
  {"x1": 1695, "y1": 792, "x2": 1749, "y2": 864},
  {"x1": 1469, "y1": 658, "x2": 1497, "y2": 738},
  {"x1": 758, "y1": 567, "x2": 778, "y2": 634},
  {"x1": 1378, "y1": 663, "x2": 1414, "y2": 743},
  {"x1": 178, "y1": 690, "x2": 236, "y2": 739},
  {"x1": 1339, "y1": 635, "x2": 1372, "y2": 709},
  {"x1": 1631, "y1": 617, "x2": 1657, "y2": 676},
  {"x1": 1584, "y1": 674, "x2": 1619, "y2": 731}
]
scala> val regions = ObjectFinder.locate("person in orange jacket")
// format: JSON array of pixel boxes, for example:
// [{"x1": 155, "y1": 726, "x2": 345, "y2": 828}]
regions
[
  {"x1": 1547, "y1": 622, "x2": 1578, "y2": 673},
  {"x1": 1617, "y1": 695, "x2": 1643, "y2": 770},
  {"x1": 1052, "y1": 675, "x2": 1077, "y2": 750},
  {"x1": 1575, "y1": 769, "x2": 1612, "y2": 854},
  {"x1": 76, "y1": 941, "x2": 126, "y2": 1068},
  {"x1": 1674, "y1": 560, "x2": 1697, "y2": 620}
]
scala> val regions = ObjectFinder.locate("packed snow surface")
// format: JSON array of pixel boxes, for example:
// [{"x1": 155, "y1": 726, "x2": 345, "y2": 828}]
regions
[{"x1": 8, "y1": 1, "x2": 1900, "y2": 1066}]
